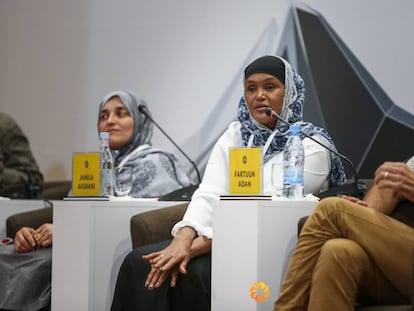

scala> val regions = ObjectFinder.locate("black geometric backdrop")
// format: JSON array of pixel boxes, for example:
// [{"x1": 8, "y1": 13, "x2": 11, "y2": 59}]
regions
[
  {"x1": 280, "y1": 5, "x2": 414, "y2": 179},
  {"x1": 189, "y1": 4, "x2": 414, "y2": 183}
]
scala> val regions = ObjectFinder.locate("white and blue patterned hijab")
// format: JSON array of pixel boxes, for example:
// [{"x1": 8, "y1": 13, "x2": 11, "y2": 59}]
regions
[
  {"x1": 98, "y1": 90, "x2": 152, "y2": 166},
  {"x1": 239, "y1": 56, "x2": 346, "y2": 187},
  {"x1": 98, "y1": 90, "x2": 192, "y2": 197}
]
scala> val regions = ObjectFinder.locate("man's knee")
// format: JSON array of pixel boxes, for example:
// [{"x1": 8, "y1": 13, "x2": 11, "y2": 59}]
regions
[
  {"x1": 316, "y1": 197, "x2": 344, "y2": 213},
  {"x1": 309, "y1": 197, "x2": 356, "y2": 222},
  {"x1": 301, "y1": 197, "x2": 345, "y2": 232},
  {"x1": 319, "y1": 238, "x2": 368, "y2": 266}
]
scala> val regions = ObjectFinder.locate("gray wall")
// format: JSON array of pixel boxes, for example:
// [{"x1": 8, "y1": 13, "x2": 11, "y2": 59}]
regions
[{"x1": 1, "y1": 0, "x2": 413, "y2": 181}]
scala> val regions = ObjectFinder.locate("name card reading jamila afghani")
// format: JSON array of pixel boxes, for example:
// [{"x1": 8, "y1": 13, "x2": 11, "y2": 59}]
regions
[
  {"x1": 229, "y1": 147, "x2": 262, "y2": 194},
  {"x1": 72, "y1": 152, "x2": 100, "y2": 196}
]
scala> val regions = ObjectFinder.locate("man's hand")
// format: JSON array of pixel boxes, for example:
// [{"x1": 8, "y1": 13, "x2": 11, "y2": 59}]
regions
[
  {"x1": 375, "y1": 161, "x2": 414, "y2": 202},
  {"x1": 341, "y1": 195, "x2": 368, "y2": 207}
]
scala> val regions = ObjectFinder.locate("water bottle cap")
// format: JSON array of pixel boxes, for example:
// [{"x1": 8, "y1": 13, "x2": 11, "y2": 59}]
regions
[
  {"x1": 100, "y1": 132, "x2": 110, "y2": 139},
  {"x1": 289, "y1": 124, "x2": 300, "y2": 134}
]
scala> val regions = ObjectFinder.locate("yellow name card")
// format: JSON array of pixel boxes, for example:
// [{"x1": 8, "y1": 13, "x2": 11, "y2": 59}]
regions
[
  {"x1": 229, "y1": 147, "x2": 262, "y2": 194},
  {"x1": 72, "y1": 152, "x2": 100, "y2": 196}
]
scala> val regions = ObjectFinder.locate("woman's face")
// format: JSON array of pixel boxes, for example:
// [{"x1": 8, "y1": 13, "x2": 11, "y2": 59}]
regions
[
  {"x1": 98, "y1": 96, "x2": 134, "y2": 149},
  {"x1": 243, "y1": 73, "x2": 285, "y2": 130}
]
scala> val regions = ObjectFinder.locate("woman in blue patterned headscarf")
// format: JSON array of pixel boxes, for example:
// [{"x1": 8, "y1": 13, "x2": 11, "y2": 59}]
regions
[
  {"x1": 239, "y1": 55, "x2": 346, "y2": 187},
  {"x1": 98, "y1": 90, "x2": 192, "y2": 198},
  {"x1": 110, "y1": 56, "x2": 346, "y2": 311}
]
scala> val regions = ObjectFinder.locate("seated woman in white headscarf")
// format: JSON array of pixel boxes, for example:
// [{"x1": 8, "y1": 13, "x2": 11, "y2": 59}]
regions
[
  {"x1": 110, "y1": 55, "x2": 347, "y2": 311},
  {"x1": 98, "y1": 90, "x2": 192, "y2": 197},
  {"x1": 0, "y1": 90, "x2": 192, "y2": 311}
]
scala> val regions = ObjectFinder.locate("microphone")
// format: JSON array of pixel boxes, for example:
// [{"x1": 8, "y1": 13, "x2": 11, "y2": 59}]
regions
[
  {"x1": 138, "y1": 105, "x2": 201, "y2": 200},
  {"x1": 265, "y1": 108, "x2": 367, "y2": 198},
  {"x1": 0, "y1": 143, "x2": 42, "y2": 199}
]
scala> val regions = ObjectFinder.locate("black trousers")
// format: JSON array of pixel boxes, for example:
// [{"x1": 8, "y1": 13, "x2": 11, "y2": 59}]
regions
[{"x1": 111, "y1": 240, "x2": 211, "y2": 311}]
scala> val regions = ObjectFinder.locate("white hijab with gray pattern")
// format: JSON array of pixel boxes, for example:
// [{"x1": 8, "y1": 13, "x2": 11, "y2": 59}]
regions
[{"x1": 98, "y1": 90, "x2": 192, "y2": 198}]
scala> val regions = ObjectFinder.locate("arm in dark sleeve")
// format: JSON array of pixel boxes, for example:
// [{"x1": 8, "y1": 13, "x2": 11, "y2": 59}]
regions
[{"x1": 0, "y1": 113, "x2": 43, "y2": 189}]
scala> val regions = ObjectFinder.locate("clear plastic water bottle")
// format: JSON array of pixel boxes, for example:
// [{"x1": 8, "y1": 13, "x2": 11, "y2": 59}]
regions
[
  {"x1": 99, "y1": 132, "x2": 115, "y2": 196},
  {"x1": 282, "y1": 124, "x2": 304, "y2": 199}
]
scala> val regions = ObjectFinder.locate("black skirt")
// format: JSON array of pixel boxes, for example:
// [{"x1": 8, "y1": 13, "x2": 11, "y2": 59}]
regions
[{"x1": 111, "y1": 240, "x2": 211, "y2": 311}]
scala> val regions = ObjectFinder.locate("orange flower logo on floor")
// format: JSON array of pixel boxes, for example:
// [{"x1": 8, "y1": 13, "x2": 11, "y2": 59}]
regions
[{"x1": 250, "y1": 281, "x2": 270, "y2": 302}]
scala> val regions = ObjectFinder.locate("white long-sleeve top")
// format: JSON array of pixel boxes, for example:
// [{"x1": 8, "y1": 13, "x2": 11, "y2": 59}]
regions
[{"x1": 171, "y1": 121, "x2": 331, "y2": 239}]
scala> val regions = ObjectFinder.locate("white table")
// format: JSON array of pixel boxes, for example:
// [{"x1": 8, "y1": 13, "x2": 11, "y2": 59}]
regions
[
  {"x1": 211, "y1": 199, "x2": 318, "y2": 311},
  {"x1": 51, "y1": 199, "x2": 185, "y2": 311},
  {"x1": 0, "y1": 199, "x2": 48, "y2": 238}
]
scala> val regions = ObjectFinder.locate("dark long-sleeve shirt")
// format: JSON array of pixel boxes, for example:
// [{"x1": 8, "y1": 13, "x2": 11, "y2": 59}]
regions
[{"x1": 0, "y1": 113, "x2": 43, "y2": 190}]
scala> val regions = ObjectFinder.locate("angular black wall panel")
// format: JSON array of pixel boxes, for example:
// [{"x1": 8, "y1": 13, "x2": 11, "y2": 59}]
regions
[{"x1": 281, "y1": 5, "x2": 414, "y2": 178}]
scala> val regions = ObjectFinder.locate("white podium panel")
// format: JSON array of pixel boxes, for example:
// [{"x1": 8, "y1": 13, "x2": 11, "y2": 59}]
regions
[
  {"x1": 212, "y1": 200, "x2": 317, "y2": 311},
  {"x1": 51, "y1": 200, "x2": 184, "y2": 311}
]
